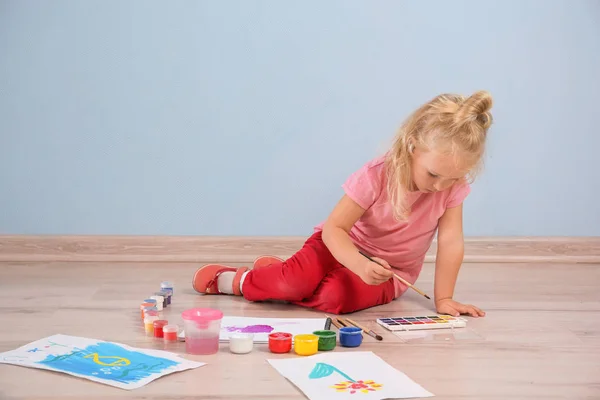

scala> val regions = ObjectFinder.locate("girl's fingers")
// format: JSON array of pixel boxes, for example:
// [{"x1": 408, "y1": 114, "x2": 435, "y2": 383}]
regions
[
  {"x1": 371, "y1": 264, "x2": 393, "y2": 278},
  {"x1": 371, "y1": 257, "x2": 392, "y2": 269},
  {"x1": 464, "y1": 305, "x2": 482, "y2": 318},
  {"x1": 442, "y1": 305, "x2": 460, "y2": 317},
  {"x1": 473, "y1": 306, "x2": 486, "y2": 317}
]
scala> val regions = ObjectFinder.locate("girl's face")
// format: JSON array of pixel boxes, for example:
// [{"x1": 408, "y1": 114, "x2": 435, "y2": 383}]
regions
[{"x1": 410, "y1": 146, "x2": 471, "y2": 193}]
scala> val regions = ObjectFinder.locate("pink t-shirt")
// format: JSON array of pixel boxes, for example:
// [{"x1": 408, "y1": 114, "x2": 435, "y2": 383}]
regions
[{"x1": 315, "y1": 155, "x2": 470, "y2": 298}]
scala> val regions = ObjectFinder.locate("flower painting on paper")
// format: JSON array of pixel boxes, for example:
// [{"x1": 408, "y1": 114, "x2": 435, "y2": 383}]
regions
[
  {"x1": 267, "y1": 351, "x2": 434, "y2": 400},
  {"x1": 332, "y1": 380, "x2": 383, "y2": 394},
  {"x1": 309, "y1": 362, "x2": 383, "y2": 395}
]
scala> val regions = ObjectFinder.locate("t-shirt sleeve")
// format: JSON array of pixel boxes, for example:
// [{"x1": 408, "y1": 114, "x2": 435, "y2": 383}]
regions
[
  {"x1": 341, "y1": 160, "x2": 384, "y2": 210},
  {"x1": 446, "y1": 180, "x2": 471, "y2": 208}
]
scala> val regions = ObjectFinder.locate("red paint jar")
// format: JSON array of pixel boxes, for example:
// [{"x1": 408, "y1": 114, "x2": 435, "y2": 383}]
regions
[
  {"x1": 268, "y1": 332, "x2": 292, "y2": 353},
  {"x1": 153, "y1": 320, "x2": 168, "y2": 338}
]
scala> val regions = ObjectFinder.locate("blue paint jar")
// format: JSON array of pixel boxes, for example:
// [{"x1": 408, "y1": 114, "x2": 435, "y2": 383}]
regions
[
  {"x1": 339, "y1": 327, "x2": 363, "y2": 347},
  {"x1": 161, "y1": 281, "x2": 174, "y2": 296}
]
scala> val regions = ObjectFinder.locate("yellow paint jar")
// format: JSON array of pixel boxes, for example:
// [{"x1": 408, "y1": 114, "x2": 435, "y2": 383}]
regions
[
  {"x1": 294, "y1": 334, "x2": 319, "y2": 356},
  {"x1": 144, "y1": 316, "x2": 159, "y2": 335}
]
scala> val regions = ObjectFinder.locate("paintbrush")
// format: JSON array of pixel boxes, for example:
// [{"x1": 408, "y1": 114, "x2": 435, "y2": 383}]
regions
[
  {"x1": 345, "y1": 318, "x2": 383, "y2": 341},
  {"x1": 324, "y1": 314, "x2": 343, "y2": 330},
  {"x1": 359, "y1": 250, "x2": 431, "y2": 300},
  {"x1": 336, "y1": 317, "x2": 348, "y2": 328}
]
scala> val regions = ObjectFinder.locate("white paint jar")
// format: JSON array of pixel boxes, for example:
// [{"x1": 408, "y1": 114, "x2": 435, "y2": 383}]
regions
[
  {"x1": 228, "y1": 333, "x2": 254, "y2": 354},
  {"x1": 150, "y1": 295, "x2": 164, "y2": 311}
]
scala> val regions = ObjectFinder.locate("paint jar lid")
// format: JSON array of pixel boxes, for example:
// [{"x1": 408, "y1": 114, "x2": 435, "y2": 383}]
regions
[
  {"x1": 154, "y1": 291, "x2": 167, "y2": 296},
  {"x1": 143, "y1": 306, "x2": 158, "y2": 312},
  {"x1": 269, "y1": 332, "x2": 292, "y2": 340},
  {"x1": 163, "y1": 324, "x2": 178, "y2": 333},
  {"x1": 140, "y1": 302, "x2": 154, "y2": 309},
  {"x1": 144, "y1": 316, "x2": 159, "y2": 323},
  {"x1": 144, "y1": 310, "x2": 159, "y2": 317},
  {"x1": 143, "y1": 298, "x2": 157, "y2": 304},
  {"x1": 153, "y1": 320, "x2": 168, "y2": 328},
  {"x1": 181, "y1": 308, "x2": 223, "y2": 322},
  {"x1": 151, "y1": 294, "x2": 164, "y2": 300},
  {"x1": 313, "y1": 330, "x2": 337, "y2": 338},
  {"x1": 294, "y1": 334, "x2": 319, "y2": 342},
  {"x1": 230, "y1": 332, "x2": 254, "y2": 341},
  {"x1": 160, "y1": 281, "x2": 174, "y2": 288},
  {"x1": 340, "y1": 326, "x2": 362, "y2": 335}
]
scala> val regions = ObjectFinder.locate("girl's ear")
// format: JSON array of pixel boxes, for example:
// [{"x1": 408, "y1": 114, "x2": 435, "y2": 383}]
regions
[{"x1": 408, "y1": 142, "x2": 415, "y2": 154}]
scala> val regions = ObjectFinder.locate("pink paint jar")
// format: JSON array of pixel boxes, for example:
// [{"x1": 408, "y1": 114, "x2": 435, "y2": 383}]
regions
[
  {"x1": 181, "y1": 308, "x2": 223, "y2": 355},
  {"x1": 163, "y1": 324, "x2": 179, "y2": 342}
]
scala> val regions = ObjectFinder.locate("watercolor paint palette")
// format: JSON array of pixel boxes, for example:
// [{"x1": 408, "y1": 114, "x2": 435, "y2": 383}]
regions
[{"x1": 376, "y1": 315, "x2": 467, "y2": 331}]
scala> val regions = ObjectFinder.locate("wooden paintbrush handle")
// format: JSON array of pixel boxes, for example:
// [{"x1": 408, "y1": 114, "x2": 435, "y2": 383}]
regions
[
  {"x1": 345, "y1": 318, "x2": 368, "y2": 332},
  {"x1": 330, "y1": 318, "x2": 343, "y2": 330},
  {"x1": 394, "y1": 273, "x2": 426, "y2": 296}
]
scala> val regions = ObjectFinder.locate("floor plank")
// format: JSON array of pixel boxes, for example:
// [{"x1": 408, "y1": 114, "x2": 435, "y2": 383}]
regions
[{"x1": 0, "y1": 261, "x2": 599, "y2": 399}]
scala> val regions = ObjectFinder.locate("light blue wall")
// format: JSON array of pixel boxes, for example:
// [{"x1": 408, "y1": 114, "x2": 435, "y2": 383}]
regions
[{"x1": 1, "y1": 1, "x2": 599, "y2": 236}]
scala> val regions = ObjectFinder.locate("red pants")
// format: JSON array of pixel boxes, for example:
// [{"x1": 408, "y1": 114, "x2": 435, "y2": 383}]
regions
[{"x1": 241, "y1": 231, "x2": 395, "y2": 314}]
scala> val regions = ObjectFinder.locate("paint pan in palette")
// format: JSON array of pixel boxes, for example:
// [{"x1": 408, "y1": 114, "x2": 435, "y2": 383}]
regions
[{"x1": 376, "y1": 315, "x2": 467, "y2": 332}]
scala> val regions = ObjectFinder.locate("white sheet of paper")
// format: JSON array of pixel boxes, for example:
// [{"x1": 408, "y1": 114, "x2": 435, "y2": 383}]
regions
[
  {"x1": 0, "y1": 334, "x2": 205, "y2": 390},
  {"x1": 267, "y1": 351, "x2": 434, "y2": 399},
  {"x1": 179, "y1": 316, "x2": 327, "y2": 343}
]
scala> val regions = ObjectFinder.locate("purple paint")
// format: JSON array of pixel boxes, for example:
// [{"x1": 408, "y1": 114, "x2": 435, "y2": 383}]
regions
[{"x1": 225, "y1": 324, "x2": 274, "y2": 334}]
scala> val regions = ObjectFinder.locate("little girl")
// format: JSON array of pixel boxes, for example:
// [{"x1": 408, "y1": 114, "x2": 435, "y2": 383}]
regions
[{"x1": 193, "y1": 91, "x2": 492, "y2": 317}]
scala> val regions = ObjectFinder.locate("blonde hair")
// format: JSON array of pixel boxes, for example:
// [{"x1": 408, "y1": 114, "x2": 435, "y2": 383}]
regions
[{"x1": 384, "y1": 90, "x2": 493, "y2": 220}]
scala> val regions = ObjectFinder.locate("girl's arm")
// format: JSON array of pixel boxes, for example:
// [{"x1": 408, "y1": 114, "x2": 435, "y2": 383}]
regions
[
  {"x1": 434, "y1": 203, "x2": 486, "y2": 317},
  {"x1": 322, "y1": 195, "x2": 393, "y2": 285}
]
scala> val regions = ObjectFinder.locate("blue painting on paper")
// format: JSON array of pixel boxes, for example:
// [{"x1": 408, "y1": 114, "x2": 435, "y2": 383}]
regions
[
  {"x1": 38, "y1": 342, "x2": 178, "y2": 384},
  {"x1": 0, "y1": 335, "x2": 206, "y2": 390}
]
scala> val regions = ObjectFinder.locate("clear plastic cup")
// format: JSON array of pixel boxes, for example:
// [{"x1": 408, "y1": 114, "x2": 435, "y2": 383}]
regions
[{"x1": 181, "y1": 308, "x2": 223, "y2": 355}]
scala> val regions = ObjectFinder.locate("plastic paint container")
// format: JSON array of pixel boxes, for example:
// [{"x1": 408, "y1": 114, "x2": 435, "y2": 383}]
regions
[
  {"x1": 145, "y1": 311, "x2": 159, "y2": 320},
  {"x1": 163, "y1": 324, "x2": 179, "y2": 342},
  {"x1": 153, "y1": 320, "x2": 168, "y2": 338},
  {"x1": 268, "y1": 332, "x2": 292, "y2": 354},
  {"x1": 313, "y1": 330, "x2": 337, "y2": 351},
  {"x1": 151, "y1": 294, "x2": 165, "y2": 309},
  {"x1": 143, "y1": 299, "x2": 158, "y2": 313},
  {"x1": 294, "y1": 334, "x2": 319, "y2": 356},
  {"x1": 143, "y1": 306, "x2": 158, "y2": 319},
  {"x1": 144, "y1": 316, "x2": 159, "y2": 335},
  {"x1": 181, "y1": 308, "x2": 223, "y2": 355},
  {"x1": 160, "y1": 281, "x2": 174, "y2": 296},
  {"x1": 229, "y1": 333, "x2": 254, "y2": 354},
  {"x1": 150, "y1": 295, "x2": 163, "y2": 311},
  {"x1": 157, "y1": 290, "x2": 172, "y2": 305},
  {"x1": 143, "y1": 298, "x2": 157, "y2": 306},
  {"x1": 140, "y1": 302, "x2": 154, "y2": 319},
  {"x1": 339, "y1": 327, "x2": 363, "y2": 348},
  {"x1": 154, "y1": 290, "x2": 169, "y2": 308}
]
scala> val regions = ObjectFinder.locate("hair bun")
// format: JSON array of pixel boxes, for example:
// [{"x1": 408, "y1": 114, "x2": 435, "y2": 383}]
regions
[{"x1": 455, "y1": 90, "x2": 493, "y2": 129}]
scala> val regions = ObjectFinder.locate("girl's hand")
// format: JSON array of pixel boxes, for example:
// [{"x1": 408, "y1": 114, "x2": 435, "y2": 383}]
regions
[
  {"x1": 358, "y1": 256, "x2": 393, "y2": 285},
  {"x1": 435, "y1": 298, "x2": 485, "y2": 318}
]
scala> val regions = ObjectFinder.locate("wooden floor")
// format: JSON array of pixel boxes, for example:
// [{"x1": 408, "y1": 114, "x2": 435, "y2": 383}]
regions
[{"x1": 0, "y1": 261, "x2": 599, "y2": 399}]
